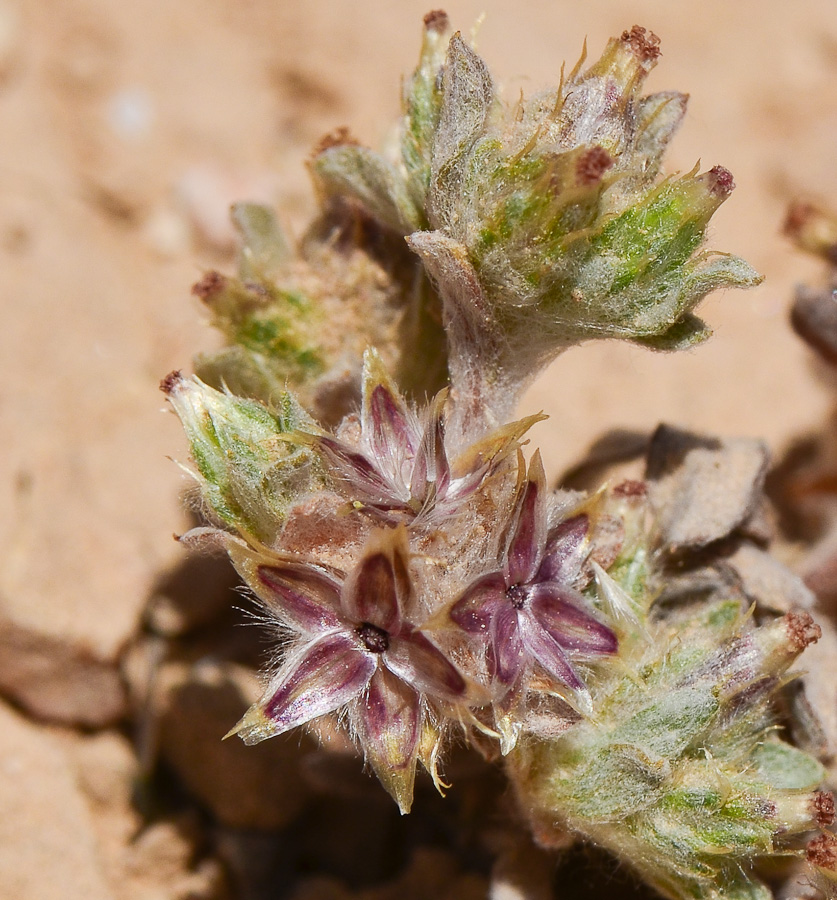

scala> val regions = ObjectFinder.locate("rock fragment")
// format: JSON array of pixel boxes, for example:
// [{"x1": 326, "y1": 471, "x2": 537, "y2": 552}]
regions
[
  {"x1": 722, "y1": 543, "x2": 815, "y2": 613},
  {"x1": 0, "y1": 702, "x2": 116, "y2": 900},
  {"x1": 0, "y1": 614, "x2": 126, "y2": 727},
  {"x1": 154, "y1": 659, "x2": 312, "y2": 830},
  {"x1": 646, "y1": 424, "x2": 770, "y2": 550}
]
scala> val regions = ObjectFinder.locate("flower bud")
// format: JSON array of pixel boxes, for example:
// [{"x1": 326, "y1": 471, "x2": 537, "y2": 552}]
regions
[
  {"x1": 785, "y1": 201, "x2": 837, "y2": 263},
  {"x1": 401, "y1": 10, "x2": 453, "y2": 209},
  {"x1": 161, "y1": 372, "x2": 320, "y2": 544},
  {"x1": 807, "y1": 832, "x2": 837, "y2": 881}
]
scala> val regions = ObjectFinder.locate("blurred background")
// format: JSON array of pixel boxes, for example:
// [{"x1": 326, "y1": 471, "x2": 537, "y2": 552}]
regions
[{"x1": 3, "y1": 1, "x2": 837, "y2": 897}]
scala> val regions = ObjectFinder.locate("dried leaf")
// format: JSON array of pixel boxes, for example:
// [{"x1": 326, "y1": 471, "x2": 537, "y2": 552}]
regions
[{"x1": 646, "y1": 424, "x2": 769, "y2": 550}]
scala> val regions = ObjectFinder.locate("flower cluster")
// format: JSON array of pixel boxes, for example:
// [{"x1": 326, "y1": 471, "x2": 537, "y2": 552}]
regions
[
  {"x1": 166, "y1": 350, "x2": 619, "y2": 812},
  {"x1": 164, "y1": 12, "x2": 837, "y2": 900},
  {"x1": 449, "y1": 452, "x2": 617, "y2": 748},
  {"x1": 297, "y1": 347, "x2": 544, "y2": 525},
  {"x1": 311, "y1": 14, "x2": 761, "y2": 429}
]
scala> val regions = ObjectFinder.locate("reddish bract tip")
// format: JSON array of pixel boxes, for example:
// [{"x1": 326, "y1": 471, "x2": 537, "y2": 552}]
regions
[
  {"x1": 756, "y1": 798, "x2": 778, "y2": 820},
  {"x1": 813, "y1": 791, "x2": 836, "y2": 828},
  {"x1": 576, "y1": 146, "x2": 613, "y2": 186},
  {"x1": 312, "y1": 126, "x2": 360, "y2": 157},
  {"x1": 706, "y1": 165, "x2": 735, "y2": 197},
  {"x1": 612, "y1": 479, "x2": 647, "y2": 499},
  {"x1": 807, "y1": 832, "x2": 837, "y2": 870},
  {"x1": 785, "y1": 611, "x2": 822, "y2": 652},
  {"x1": 191, "y1": 270, "x2": 227, "y2": 301},
  {"x1": 620, "y1": 25, "x2": 661, "y2": 63},
  {"x1": 423, "y1": 9, "x2": 449, "y2": 32},
  {"x1": 160, "y1": 370, "x2": 183, "y2": 395},
  {"x1": 784, "y1": 201, "x2": 818, "y2": 239}
]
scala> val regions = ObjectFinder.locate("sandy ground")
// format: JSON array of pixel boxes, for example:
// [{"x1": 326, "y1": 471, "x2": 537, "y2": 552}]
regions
[{"x1": 3, "y1": 1, "x2": 837, "y2": 897}]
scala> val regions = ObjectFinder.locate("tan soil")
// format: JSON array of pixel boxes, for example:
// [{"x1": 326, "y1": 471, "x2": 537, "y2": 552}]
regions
[{"x1": 3, "y1": 1, "x2": 837, "y2": 897}]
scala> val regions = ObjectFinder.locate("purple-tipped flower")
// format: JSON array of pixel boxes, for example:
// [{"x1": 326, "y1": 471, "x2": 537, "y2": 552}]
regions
[
  {"x1": 450, "y1": 452, "x2": 617, "y2": 737},
  {"x1": 306, "y1": 348, "x2": 543, "y2": 523},
  {"x1": 227, "y1": 527, "x2": 465, "y2": 812}
]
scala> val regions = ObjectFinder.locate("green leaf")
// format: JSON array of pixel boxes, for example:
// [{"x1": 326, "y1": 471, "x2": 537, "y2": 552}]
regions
[
  {"x1": 312, "y1": 145, "x2": 421, "y2": 233},
  {"x1": 632, "y1": 314, "x2": 711, "y2": 350},
  {"x1": 751, "y1": 739, "x2": 825, "y2": 791},
  {"x1": 401, "y1": 11, "x2": 451, "y2": 207},
  {"x1": 165, "y1": 375, "x2": 320, "y2": 544},
  {"x1": 428, "y1": 33, "x2": 493, "y2": 232},
  {"x1": 232, "y1": 203, "x2": 289, "y2": 281}
]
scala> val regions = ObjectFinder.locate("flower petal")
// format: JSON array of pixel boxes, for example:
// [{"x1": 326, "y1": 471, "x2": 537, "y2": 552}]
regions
[
  {"x1": 361, "y1": 348, "x2": 418, "y2": 460},
  {"x1": 228, "y1": 543, "x2": 343, "y2": 634},
  {"x1": 315, "y1": 436, "x2": 406, "y2": 505},
  {"x1": 369, "y1": 384, "x2": 414, "y2": 460},
  {"x1": 528, "y1": 584, "x2": 618, "y2": 655},
  {"x1": 536, "y1": 514, "x2": 590, "y2": 583},
  {"x1": 487, "y1": 604, "x2": 526, "y2": 687},
  {"x1": 385, "y1": 627, "x2": 466, "y2": 702},
  {"x1": 230, "y1": 633, "x2": 374, "y2": 744},
  {"x1": 517, "y1": 610, "x2": 586, "y2": 693},
  {"x1": 342, "y1": 528, "x2": 411, "y2": 631},
  {"x1": 505, "y1": 451, "x2": 548, "y2": 585},
  {"x1": 450, "y1": 412, "x2": 547, "y2": 487},
  {"x1": 410, "y1": 392, "x2": 451, "y2": 506},
  {"x1": 354, "y1": 667, "x2": 420, "y2": 813},
  {"x1": 449, "y1": 571, "x2": 506, "y2": 633},
  {"x1": 254, "y1": 563, "x2": 344, "y2": 634}
]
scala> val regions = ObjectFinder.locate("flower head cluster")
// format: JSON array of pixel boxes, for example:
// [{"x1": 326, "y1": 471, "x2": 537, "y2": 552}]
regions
[
  {"x1": 228, "y1": 528, "x2": 465, "y2": 812},
  {"x1": 164, "y1": 14, "x2": 837, "y2": 899},
  {"x1": 301, "y1": 348, "x2": 544, "y2": 523},
  {"x1": 450, "y1": 453, "x2": 617, "y2": 746},
  {"x1": 312, "y1": 14, "x2": 761, "y2": 426}
]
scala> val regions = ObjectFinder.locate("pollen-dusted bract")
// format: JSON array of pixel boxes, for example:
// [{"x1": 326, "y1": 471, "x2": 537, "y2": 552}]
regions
[{"x1": 164, "y1": 12, "x2": 835, "y2": 899}]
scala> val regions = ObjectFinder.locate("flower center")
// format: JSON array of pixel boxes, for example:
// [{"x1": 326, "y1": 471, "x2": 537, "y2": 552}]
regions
[
  {"x1": 357, "y1": 622, "x2": 390, "y2": 653},
  {"x1": 506, "y1": 583, "x2": 528, "y2": 610}
]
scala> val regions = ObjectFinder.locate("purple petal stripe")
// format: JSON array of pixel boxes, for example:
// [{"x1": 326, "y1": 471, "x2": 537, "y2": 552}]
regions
[
  {"x1": 264, "y1": 633, "x2": 374, "y2": 732},
  {"x1": 357, "y1": 667, "x2": 420, "y2": 770},
  {"x1": 528, "y1": 584, "x2": 617, "y2": 655},
  {"x1": 342, "y1": 550, "x2": 402, "y2": 632},
  {"x1": 316, "y1": 436, "x2": 401, "y2": 504},
  {"x1": 517, "y1": 611, "x2": 585, "y2": 692},
  {"x1": 384, "y1": 627, "x2": 466, "y2": 702},
  {"x1": 256, "y1": 564, "x2": 343, "y2": 634},
  {"x1": 367, "y1": 383, "x2": 416, "y2": 461},
  {"x1": 505, "y1": 453, "x2": 547, "y2": 585},
  {"x1": 537, "y1": 515, "x2": 589, "y2": 583},
  {"x1": 487, "y1": 605, "x2": 526, "y2": 687},
  {"x1": 449, "y1": 572, "x2": 506, "y2": 633}
]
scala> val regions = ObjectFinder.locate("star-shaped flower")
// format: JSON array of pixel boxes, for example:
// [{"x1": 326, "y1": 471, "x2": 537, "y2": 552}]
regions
[
  {"x1": 449, "y1": 452, "x2": 617, "y2": 746},
  {"x1": 304, "y1": 348, "x2": 544, "y2": 523},
  {"x1": 227, "y1": 527, "x2": 465, "y2": 812}
]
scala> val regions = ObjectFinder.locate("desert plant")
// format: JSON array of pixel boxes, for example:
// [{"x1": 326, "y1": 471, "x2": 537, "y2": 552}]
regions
[{"x1": 164, "y1": 13, "x2": 836, "y2": 899}]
